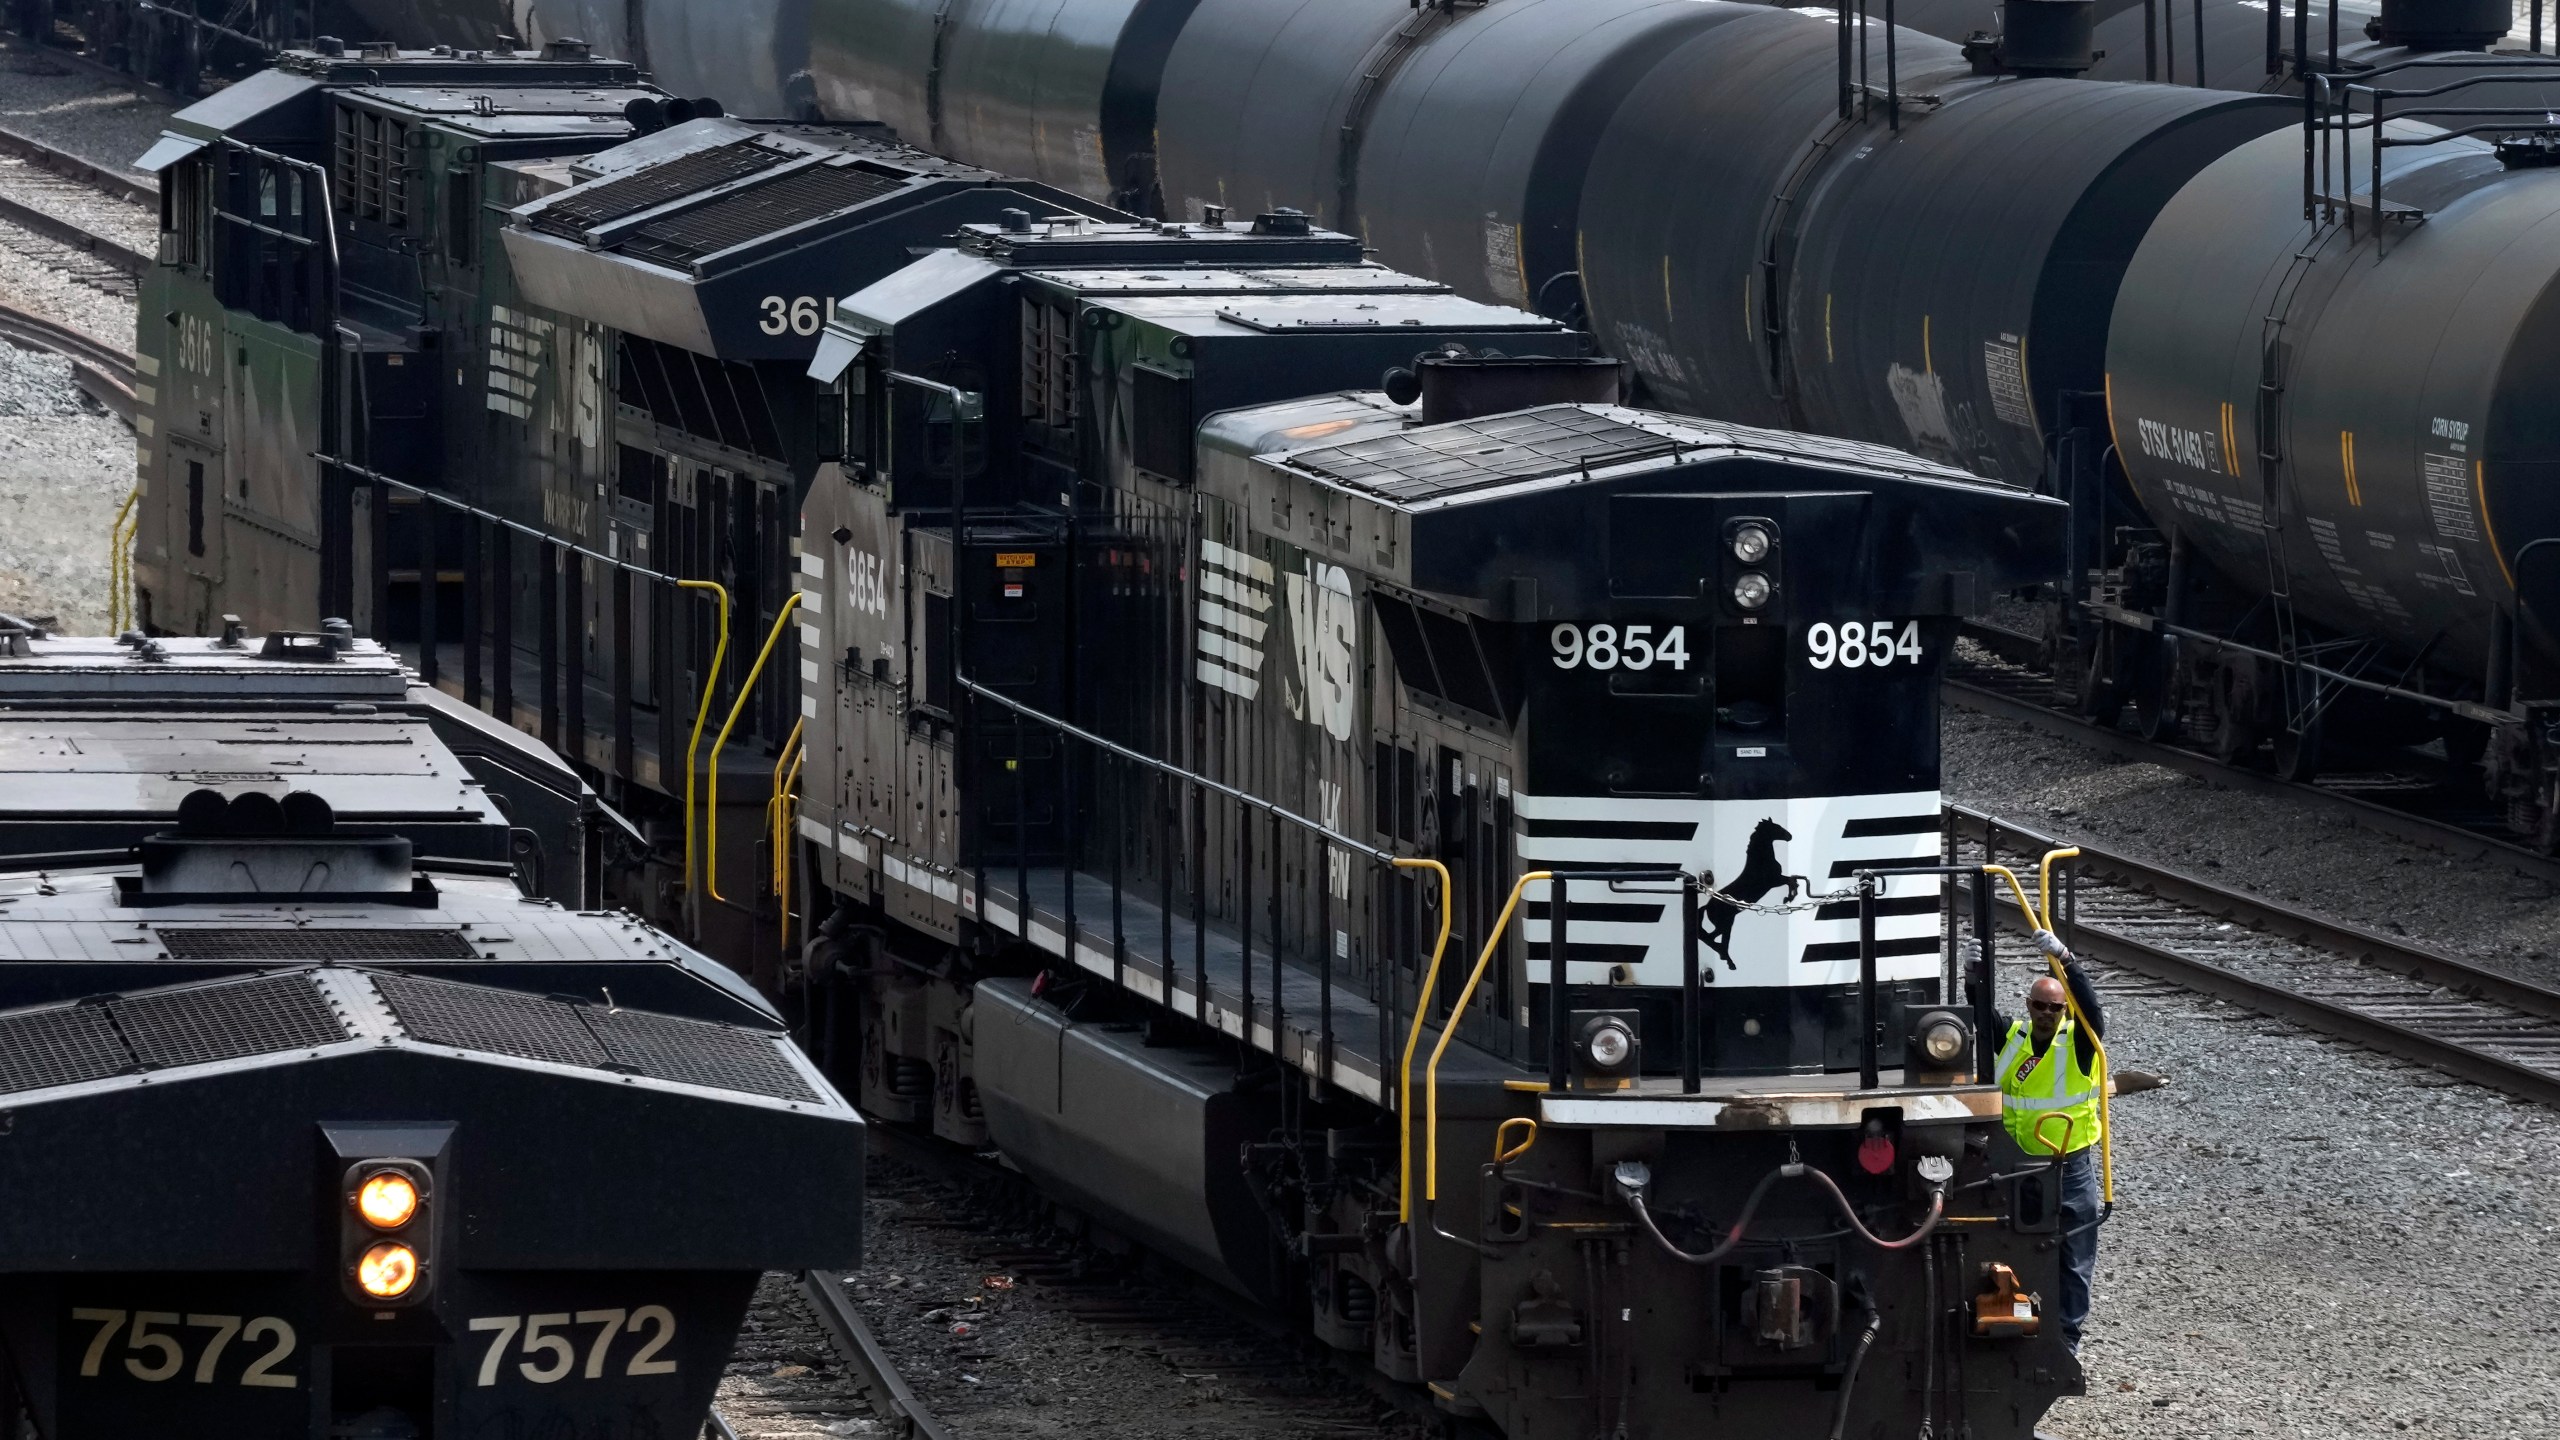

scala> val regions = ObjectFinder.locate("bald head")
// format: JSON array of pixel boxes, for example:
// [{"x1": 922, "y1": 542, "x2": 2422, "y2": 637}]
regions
[{"x1": 2028, "y1": 975, "x2": 2069, "y2": 1043}]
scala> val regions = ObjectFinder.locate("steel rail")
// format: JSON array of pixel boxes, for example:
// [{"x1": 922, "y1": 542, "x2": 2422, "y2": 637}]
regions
[
  {"x1": 797, "y1": 1268, "x2": 954, "y2": 1440},
  {"x1": 0, "y1": 123, "x2": 156, "y2": 203},
  {"x1": 1947, "y1": 623, "x2": 2560, "y2": 887},
  {"x1": 1950, "y1": 806, "x2": 2560, "y2": 1109},
  {"x1": 0, "y1": 301, "x2": 136, "y2": 420}
]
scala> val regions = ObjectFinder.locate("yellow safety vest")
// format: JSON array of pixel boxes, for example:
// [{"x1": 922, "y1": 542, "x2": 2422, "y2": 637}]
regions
[{"x1": 1997, "y1": 1017, "x2": 2102, "y2": 1156}]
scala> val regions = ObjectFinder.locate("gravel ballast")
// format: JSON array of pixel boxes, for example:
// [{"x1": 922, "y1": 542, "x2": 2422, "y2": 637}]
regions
[
  {"x1": 1947, "y1": 702, "x2": 2560, "y2": 1439},
  {"x1": 0, "y1": 339, "x2": 128, "y2": 635},
  {"x1": 0, "y1": 35, "x2": 174, "y2": 180}
]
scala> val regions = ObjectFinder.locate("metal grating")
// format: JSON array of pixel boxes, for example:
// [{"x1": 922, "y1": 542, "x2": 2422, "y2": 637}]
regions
[
  {"x1": 159, "y1": 927, "x2": 478, "y2": 961},
  {"x1": 619, "y1": 163, "x2": 906, "y2": 265},
  {"x1": 113, "y1": 973, "x2": 350, "y2": 1069},
  {"x1": 370, "y1": 972, "x2": 818, "y2": 1102},
  {"x1": 1286, "y1": 406, "x2": 1680, "y2": 501},
  {"x1": 0, "y1": 1004, "x2": 132, "y2": 1094},
  {"x1": 530, "y1": 140, "x2": 794, "y2": 238},
  {"x1": 589, "y1": 1007, "x2": 820, "y2": 1104},
  {"x1": 372, "y1": 972, "x2": 609, "y2": 1069}
]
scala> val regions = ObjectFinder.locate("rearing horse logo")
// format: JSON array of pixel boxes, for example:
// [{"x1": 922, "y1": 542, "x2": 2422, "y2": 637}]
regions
[{"x1": 1698, "y1": 817, "x2": 1809, "y2": 969}]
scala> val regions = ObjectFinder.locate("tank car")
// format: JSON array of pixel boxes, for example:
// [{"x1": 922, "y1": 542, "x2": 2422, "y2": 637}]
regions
[
  {"x1": 778, "y1": 211, "x2": 2083, "y2": 1437},
  {"x1": 0, "y1": 625, "x2": 861, "y2": 1440}
]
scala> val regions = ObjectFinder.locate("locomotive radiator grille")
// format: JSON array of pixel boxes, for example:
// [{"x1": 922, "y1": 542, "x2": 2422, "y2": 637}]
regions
[
  {"x1": 0, "y1": 1005, "x2": 132, "y2": 1093},
  {"x1": 0, "y1": 972, "x2": 354, "y2": 1096},
  {"x1": 618, "y1": 163, "x2": 908, "y2": 265},
  {"x1": 528, "y1": 138, "x2": 795, "y2": 238},
  {"x1": 157, "y1": 926, "x2": 479, "y2": 961},
  {"x1": 373, "y1": 971, "x2": 822, "y2": 1103},
  {"x1": 112, "y1": 973, "x2": 350, "y2": 1067},
  {"x1": 1287, "y1": 406, "x2": 1676, "y2": 499}
]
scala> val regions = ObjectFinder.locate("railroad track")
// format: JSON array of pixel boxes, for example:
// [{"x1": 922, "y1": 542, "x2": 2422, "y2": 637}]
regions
[
  {"x1": 1948, "y1": 621, "x2": 2560, "y2": 886},
  {"x1": 0, "y1": 120, "x2": 154, "y2": 296},
  {"x1": 1954, "y1": 805, "x2": 2560, "y2": 1109},
  {"x1": 854, "y1": 1128, "x2": 1427, "y2": 1440},
  {"x1": 0, "y1": 299, "x2": 134, "y2": 420},
  {"x1": 709, "y1": 1269, "x2": 951, "y2": 1440}
]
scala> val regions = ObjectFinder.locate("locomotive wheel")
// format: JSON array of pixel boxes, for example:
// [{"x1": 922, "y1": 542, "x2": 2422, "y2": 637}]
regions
[{"x1": 2272, "y1": 720, "x2": 2323, "y2": 784}]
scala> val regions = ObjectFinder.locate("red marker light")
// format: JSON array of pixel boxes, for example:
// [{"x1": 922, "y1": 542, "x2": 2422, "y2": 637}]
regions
[{"x1": 1857, "y1": 1135, "x2": 1896, "y2": 1175}]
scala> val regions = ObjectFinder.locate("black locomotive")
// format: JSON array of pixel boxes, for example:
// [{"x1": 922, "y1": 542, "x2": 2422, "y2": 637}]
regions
[
  {"x1": 0, "y1": 622, "x2": 862, "y2": 1440},
  {"x1": 787, "y1": 210, "x2": 2082, "y2": 1439}
]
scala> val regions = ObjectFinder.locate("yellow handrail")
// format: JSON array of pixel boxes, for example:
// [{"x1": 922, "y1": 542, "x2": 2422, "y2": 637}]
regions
[
  {"x1": 105, "y1": 487, "x2": 138, "y2": 633},
  {"x1": 767, "y1": 715, "x2": 806, "y2": 892},
  {"x1": 1426, "y1": 869, "x2": 1552, "y2": 1203},
  {"x1": 675, "y1": 579, "x2": 730, "y2": 909},
  {"x1": 704, "y1": 592, "x2": 801, "y2": 904},
  {"x1": 1984, "y1": 847, "x2": 2114, "y2": 1204},
  {"x1": 1391, "y1": 857, "x2": 1454, "y2": 1224},
  {"x1": 774, "y1": 735, "x2": 806, "y2": 947}
]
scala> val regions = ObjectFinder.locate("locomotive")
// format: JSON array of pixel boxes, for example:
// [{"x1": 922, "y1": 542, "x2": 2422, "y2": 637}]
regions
[
  {"x1": 782, "y1": 212, "x2": 2079, "y2": 1437},
  {"x1": 0, "y1": 620, "x2": 863, "y2": 1440}
]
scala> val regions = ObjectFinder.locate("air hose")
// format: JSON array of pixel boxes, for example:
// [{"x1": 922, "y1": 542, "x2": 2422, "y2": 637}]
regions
[
  {"x1": 1827, "y1": 1282, "x2": 1883, "y2": 1440},
  {"x1": 1614, "y1": 1155, "x2": 1948, "y2": 1266}
]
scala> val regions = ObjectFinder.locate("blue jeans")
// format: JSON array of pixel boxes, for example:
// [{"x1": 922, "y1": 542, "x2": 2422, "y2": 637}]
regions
[{"x1": 2056, "y1": 1146, "x2": 2100, "y2": 1352}]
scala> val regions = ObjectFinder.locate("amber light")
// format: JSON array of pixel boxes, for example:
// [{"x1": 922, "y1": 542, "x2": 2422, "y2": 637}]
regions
[
  {"x1": 355, "y1": 1171, "x2": 419, "y2": 1229},
  {"x1": 356, "y1": 1241, "x2": 419, "y2": 1299}
]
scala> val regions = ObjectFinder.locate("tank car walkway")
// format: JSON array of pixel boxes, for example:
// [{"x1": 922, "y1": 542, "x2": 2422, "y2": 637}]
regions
[{"x1": 976, "y1": 865, "x2": 1514, "y2": 1108}]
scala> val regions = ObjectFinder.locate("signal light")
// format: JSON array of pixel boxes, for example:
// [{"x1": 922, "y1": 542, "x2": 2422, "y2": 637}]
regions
[
  {"x1": 355, "y1": 1171, "x2": 419, "y2": 1229},
  {"x1": 1731, "y1": 522, "x2": 1773, "y2": 564},
  {"x1": 356, "y1": 1241, "x2": 420, "y2": 1299},
  {"x1": 338, "y1": 1158, "x2": 433, "y2": 1308},
  {"x1": 1732, "y1": 572, "x2": 1772, "y2": 609}
]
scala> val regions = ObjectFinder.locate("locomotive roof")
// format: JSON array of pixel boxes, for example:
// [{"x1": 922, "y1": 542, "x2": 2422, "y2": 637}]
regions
[
  {"x1": 0, "y1": 630, "x2": 406, "y2": 701},
  {"x1": 504, "y1": 118, "x2": 1116, "y2": 360},
  {"x1": 953, "y1": 211, "x2": 1362, "y2": 265},
  {"x1": 0, "y1": 869, "x2": 778, "y2": 1031},
  {"x1": 0, "y1": 631, "x2": 598, "y2": 884},
  {"x1": 1251, "y1": 401, "x2": 1997, "y2": 507},
  {"x1": 1015, "y1": 264, "x2": 1445, "y2": 296}
]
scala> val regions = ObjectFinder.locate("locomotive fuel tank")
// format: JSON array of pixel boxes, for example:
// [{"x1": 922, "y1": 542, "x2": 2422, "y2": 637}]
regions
[{"x1": 2105, "y1": 124, "x2": 2560, "y2": 673}]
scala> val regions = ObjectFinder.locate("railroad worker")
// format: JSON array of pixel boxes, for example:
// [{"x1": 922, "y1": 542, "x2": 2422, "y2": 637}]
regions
[{"x1": 1989, "y1": 934, "x2": 2107, "y2": 1355}]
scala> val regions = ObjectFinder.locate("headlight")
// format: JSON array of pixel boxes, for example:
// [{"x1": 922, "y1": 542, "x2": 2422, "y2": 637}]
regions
[
  {"x1": 1732, "y1": 572, "x2": 1772, "y2": 610},
  {"x1": 1909, "y1": 1009, "x2": 1972, "y2": 1071},
  {"x1": 1731, "y1": 523, "x2": 1772, "y2": 564},
  {"x1": 1580, "y1": 1016, "x2": 1635, "y2": 1072},
  {"x1": 356, "y1": 1241, "x2": 420, "y2": 1299},
  {"x1": 355, "y1": 1171, "x2": 419, "y2": 1230}
]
